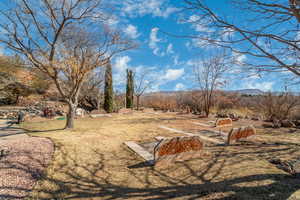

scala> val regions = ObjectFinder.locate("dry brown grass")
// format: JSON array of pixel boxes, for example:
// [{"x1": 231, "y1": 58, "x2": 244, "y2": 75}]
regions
[{"x1": 22, "y1": 112, "x2": 300, "y2": 200}]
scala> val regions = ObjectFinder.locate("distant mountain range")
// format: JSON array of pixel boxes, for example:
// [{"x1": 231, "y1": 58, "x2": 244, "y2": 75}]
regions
[
  {"x1": 233, "y1": 89, "x2": 300, "y2": 96},
  {"x1": 145, "y1": 89, "x2": 299, "y2": 96},
  {"x1": 231, "y1": 89, "x2": 265, "y2": 95},
  {"x1": 146, "y1": 89, "x2": 265, "y2": 96}
]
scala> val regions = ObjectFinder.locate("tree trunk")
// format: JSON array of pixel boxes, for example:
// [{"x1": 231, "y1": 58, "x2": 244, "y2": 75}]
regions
[
  {"x1": 136, "y1": 96, "x2": 140, "y2": 110},
  {"x1": 204, "y1": 102, "x2": 210, "y2": 117},
  {"x1": 205, "y1": 109, "x2": 209, "y2": 118},
  {"x1": 15, "y1": 95, "x2": 20, "y2": 105},
  {"x1": 65, "y1": 102, "x2": 77, "y2": 129}
]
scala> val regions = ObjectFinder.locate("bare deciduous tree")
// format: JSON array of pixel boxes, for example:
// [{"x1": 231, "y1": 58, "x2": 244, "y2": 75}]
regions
[
  {"x1": 257, "y1": 92, "x2": 299, "y2": 121},
  {"x1": 183, "y1": 0, "x2": 300, "y2": 78},
  {"x1": 194, "y1": 52, "x2": 229, "y2": 117},
  {"x1": 0, "y1": 0, "x2": 135, "y2": 128},
  {"x1": 175, "y1": 91, "x2": 203, "y2": 114},
  {"x1": 78, "y1": 69, "x2": 105, "y2": 112},
  {"x1": 133, "y1": 69, "x2": 153, "y2": 110}
]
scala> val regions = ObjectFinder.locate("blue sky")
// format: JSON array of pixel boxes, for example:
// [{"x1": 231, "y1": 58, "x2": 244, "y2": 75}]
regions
[
  {"x1": 0, "y1": 0, "x2": 298, "y2": 92},
  {"x1": 107, "y1": 0, "x2": 299, "y2": 92}
]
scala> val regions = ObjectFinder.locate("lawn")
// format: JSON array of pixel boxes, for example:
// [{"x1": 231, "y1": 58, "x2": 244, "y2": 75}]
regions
[{"x1": 22, "y1": 112, "x2": 300, "y2": 200}]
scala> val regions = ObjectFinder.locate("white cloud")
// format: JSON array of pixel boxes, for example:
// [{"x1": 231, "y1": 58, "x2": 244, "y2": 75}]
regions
[
  {"x1": 113, "y1": 56, "x2": 131, "y2": 86},
  {"x1": 124, "y1": 24, "x2": 140, "y2": 39},
  {"x1": 114, "y1": 56, "x2": 131, "y2": 72},
  {"x1": 149, "y1": 29, "x2": 175, "y2": 56},
  {"x1": 175, "y1": 83, "x2": 185, "y2": 91},
  {"x1": 243, "y1": 81, "x2": 274, "y2": 92},
  {"x1": 121, "y1": 0, "x2": 178, "y2": 18},
  {"x1": 149, "y1": 27, "x2": 160, "y2": 48},
  {"x1": 162, "y1": 68, "x2": 184, "y2": 81},
  {"x1": 221, "y1": 27, "x2": 235, "y2": 40},
  {"x1": 233, "y1": 52, "x2": 247, "y2": 63},
  {"x1": 103, "y1": 14, "x2": 119, "y2": 28},
  {"x1": 113, "y1": 56, "x2": 162, "y2": 90},
  {"x1": 186, "y1": 59, "x2": 204, "y2": 67},
  {"x1": 161, "y1": 7, "x2": 179, "y2": 18},
  {"x1": 149, "y1": 27, "x2": 164, "y2": 56},
  {"x1": 153, "y1": 48, "x2": 165, "y2": 56},
  {"x1": 148, "y1": 68, "x2": 185, "y2": 91},
  {"x1": 186, "y1": 15, "x2": 222, "y2": 49},
  {"x1": 188, "y1": 15, "x2": 200, "y2": 22},
  {"x1": 113, "y1": 56, "x2": 185, "y2": 91},
  {"x1": 192, "y1": 38, "x2": 213, "y2": 49},
  {"x1": 188, "y1": 15, "x2": 212, "y2": 33},
  {"x1": 173, "y1": 55, "x2": 179, "y2": 65},
  {"x1": 166, "y1": 43, "x2": 174, "y2": 54},
  {"x1": 185, "y1": 41, "x2": 192, "y2": 50},
  {"x1": 172, "y1": 55, "x2": 186, "y2": 67}
]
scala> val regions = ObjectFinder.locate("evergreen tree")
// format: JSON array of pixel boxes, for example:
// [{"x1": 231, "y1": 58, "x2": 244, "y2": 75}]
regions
[
  {"x1": 126, "y1": 69, "x2": 134, "y2": 109},
  {"x1": 104, "y1": 61, "x2": 114, "y2": 113}
]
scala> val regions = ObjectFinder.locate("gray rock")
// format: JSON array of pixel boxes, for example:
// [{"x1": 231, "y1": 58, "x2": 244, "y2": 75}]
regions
[
  {"x1": 293, "y1": 159, "x2": 300, "y2": 176},
  {"x1": 272, "y1": 119, "x2": 281, "y2": 128},
  {"x1": 251, "y1": 116, "x2": 260, "y2": 121},
  {"x1": 216, "y1": 112, "x2": 229, "y2": 118},
  {"x1": 269, "y1": 158, "x2": 300, "y2": 177},
  {"x1": 293, "y1": 120, "x2": 300, "y2": 126}
]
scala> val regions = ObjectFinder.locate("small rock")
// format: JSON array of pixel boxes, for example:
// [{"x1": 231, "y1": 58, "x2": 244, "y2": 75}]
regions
[
  {"x1": 272, "y1": 119, "x2": 281, "y2": 128},
  {"x1": 293, "y1": 120, "x2": 300, "y2": 126},
  {"x1": 55, "y1": 110, "x2": 64, "y2": 116},
  {"x1": 76, "y1": 108, "x2": 85, "y2": 117},
  {"x1": 251, "y1": 116, "x2": 261, "y2": 121},
  {"x1": 216, "y1": 112, "x2": 229, "y2": 118},
  {"x1": 281, "y1": 120, "x2": 296, "y2": 128}
]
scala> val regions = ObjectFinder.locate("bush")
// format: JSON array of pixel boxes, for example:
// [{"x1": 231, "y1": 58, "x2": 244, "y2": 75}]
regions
[{"x1": 257, "y1": 92, "x2": 299, "y2": 121}]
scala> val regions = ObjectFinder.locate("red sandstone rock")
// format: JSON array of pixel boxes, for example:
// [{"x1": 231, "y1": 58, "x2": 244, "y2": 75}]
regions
[
  {"x1": 215, "y1": 118, "x2": 232, "y2": 127},
  {"x1": 227, "y1": 126, "x2": 256, "y2": 144},
  {"x1": 154, "y1": 136, "x2": 204, "y2": 168}
]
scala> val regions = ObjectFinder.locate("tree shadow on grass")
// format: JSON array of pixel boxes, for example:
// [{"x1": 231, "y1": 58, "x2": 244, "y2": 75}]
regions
[
  {"x1": 0, "y1": 120, "x2": 65, "y2": 138},
  {"x1": 0, "y1": 126, "x2": 65, "y2": 138},
  {"x1": 25, "y1": 144, "x2": 300, "y2": 200},
  {"x1": 21, "y1": 127, "x2": 65, "y2": 134}
]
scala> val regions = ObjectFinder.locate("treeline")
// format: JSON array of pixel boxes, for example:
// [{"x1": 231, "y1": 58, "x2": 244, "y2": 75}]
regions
[{"x1": 140, "y1": 91, "x2": 300, "y2": 121}]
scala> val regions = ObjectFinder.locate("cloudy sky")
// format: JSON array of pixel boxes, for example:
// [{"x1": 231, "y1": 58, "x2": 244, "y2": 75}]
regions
[
  {"x1": 0, "y1": 0, "x2": 298, "y2": 92},
  {"x1": 105, "y1": 0, "x2": 300, "y2": 93}
]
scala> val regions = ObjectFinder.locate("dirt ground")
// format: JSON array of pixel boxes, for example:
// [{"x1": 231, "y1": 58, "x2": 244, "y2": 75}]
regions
[{"x1": 21, "y1": 112, "x2": 300, "y2": 200}]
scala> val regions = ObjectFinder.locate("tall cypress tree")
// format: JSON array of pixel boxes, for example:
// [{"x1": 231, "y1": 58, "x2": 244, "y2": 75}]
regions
[
  {"x1": 126, "y1": 69, "x2": 134, "y2": 109},
  {"x1": 104, "y1": 61, "x2": 114, "y2": 113}
]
